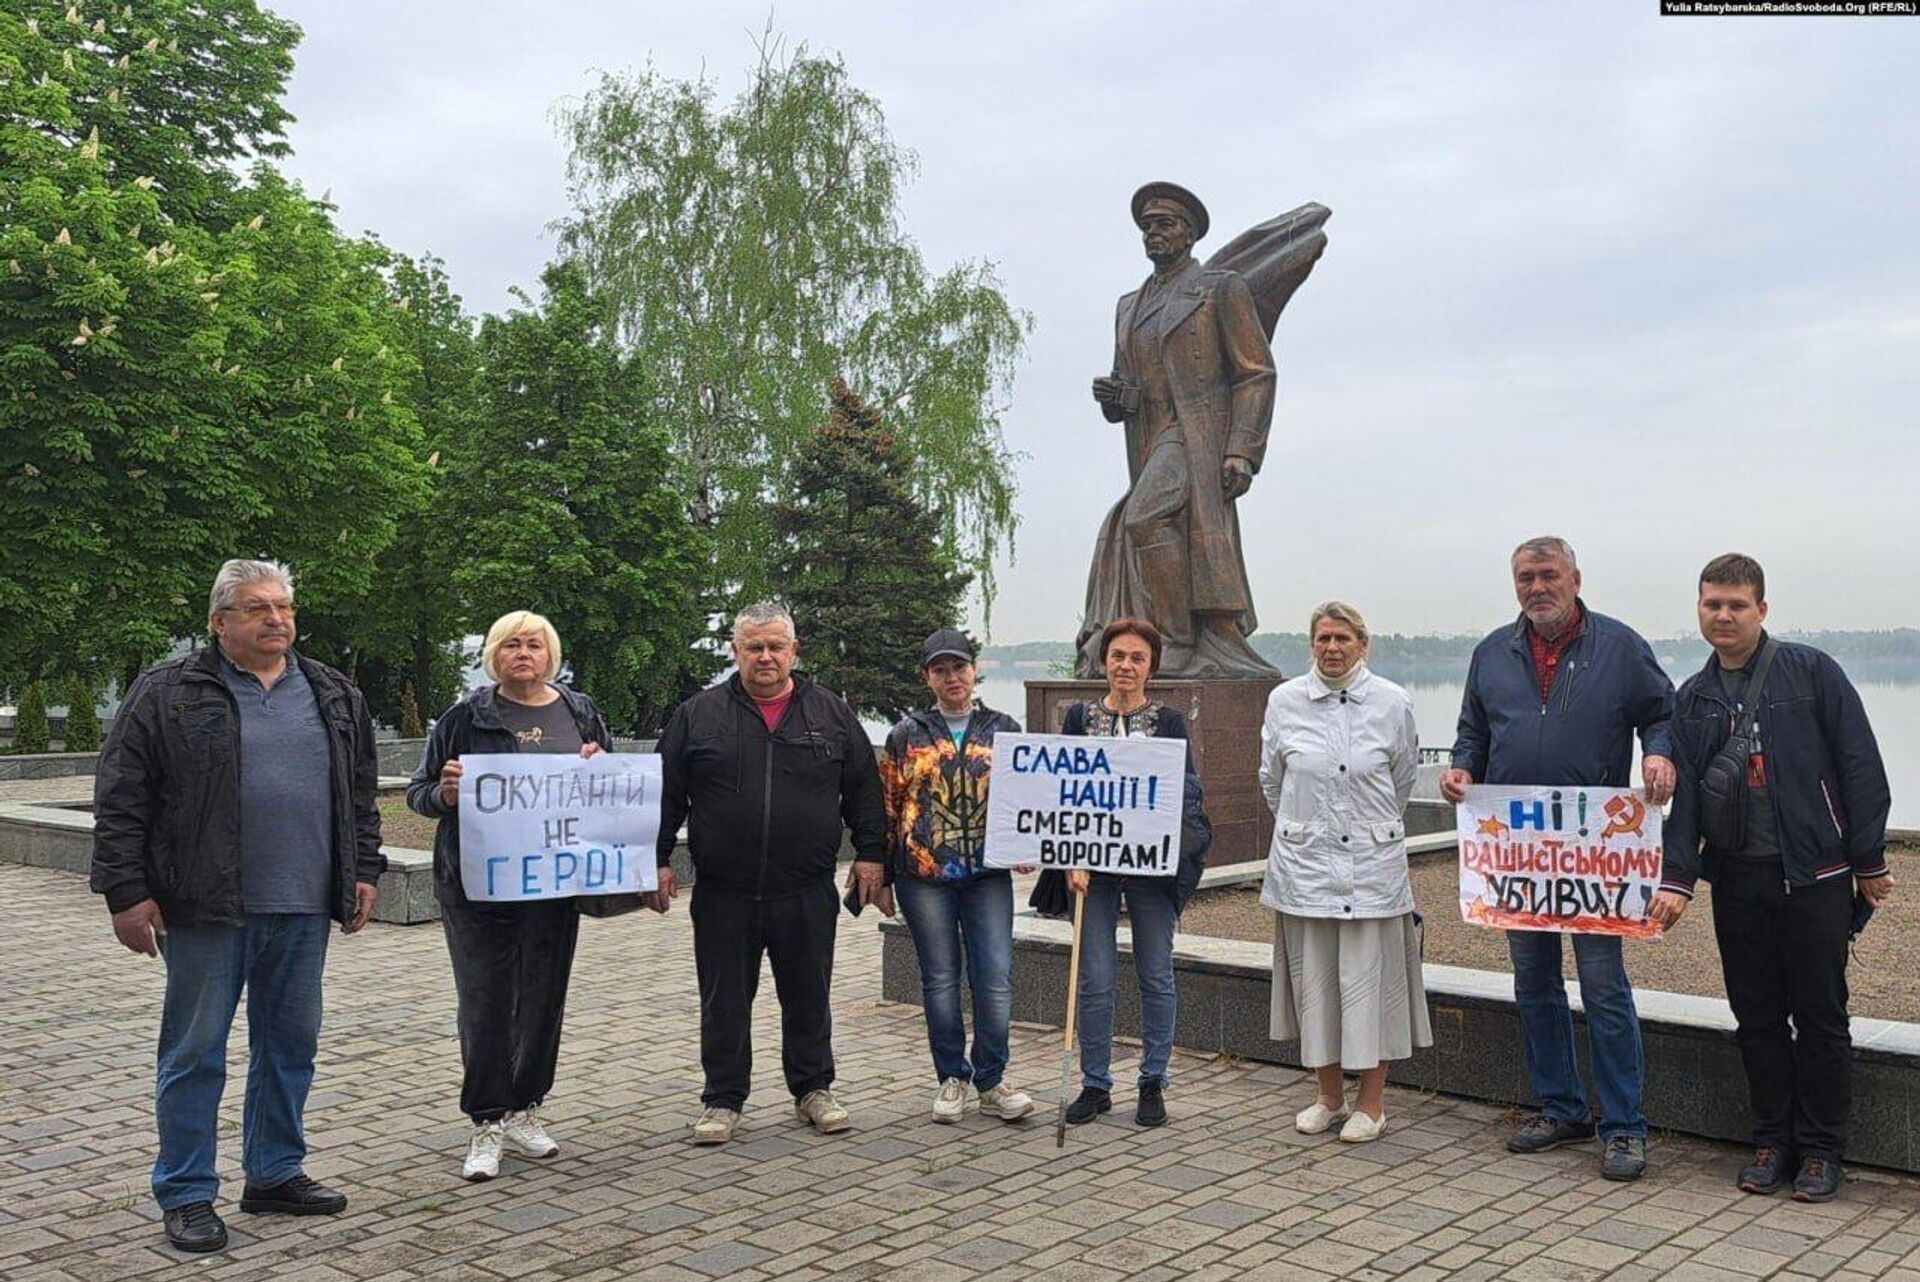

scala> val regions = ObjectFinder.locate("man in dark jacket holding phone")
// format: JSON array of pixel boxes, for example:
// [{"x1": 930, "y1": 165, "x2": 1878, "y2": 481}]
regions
[
  {"x1": 654, "y1": 602, "x2": 888, "y2": 1145},
  {"x1": 90, "y1": 559, "x2": 384, "y2": 1254},
  {"x1": 1653, "y1": 554, "x2": 1892, "y2": 1203}
]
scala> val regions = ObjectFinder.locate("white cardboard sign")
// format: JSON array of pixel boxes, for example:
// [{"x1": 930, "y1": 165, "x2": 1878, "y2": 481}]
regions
[
  {"x1": 1456, "y1": 783, "x2": 1664, "y2": 938},
  {"x1": 983, "y1": 733, "x2": 1186, "y2": 874},
  {"x1": 457, "y1": 752, "x2": 661, "y2": 900}
]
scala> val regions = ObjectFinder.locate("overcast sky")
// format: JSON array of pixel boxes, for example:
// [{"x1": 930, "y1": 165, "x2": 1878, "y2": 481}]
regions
[{"x1": 272, "y1": 1, "x2": 1918, "y2": 643}]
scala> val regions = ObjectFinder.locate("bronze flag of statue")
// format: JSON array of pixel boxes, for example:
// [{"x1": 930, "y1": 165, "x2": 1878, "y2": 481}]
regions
[{"x1": 1076, "y1": 183, "x2": 1330, "y2": 679}]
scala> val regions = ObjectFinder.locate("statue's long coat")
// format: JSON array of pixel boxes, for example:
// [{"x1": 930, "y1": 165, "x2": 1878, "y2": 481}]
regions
[{"x1": 1086, "y1": 261, "x2": 1276, "y2": 630}]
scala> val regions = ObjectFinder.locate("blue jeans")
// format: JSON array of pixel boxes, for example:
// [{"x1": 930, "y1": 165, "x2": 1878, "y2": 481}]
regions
[
  {"x1": 153, "y1": 914, "x2": 330, "y2": 1209},
  {"x1": 1506, "y1": 929, "x2": 1646, "y2": 1139},
  {"x1": 894, "y1": 873, "x2": 1014, "y2": 1090},
  {"x1": 1078, "y1": 875, "x2": 1179, "y2": 1092}
]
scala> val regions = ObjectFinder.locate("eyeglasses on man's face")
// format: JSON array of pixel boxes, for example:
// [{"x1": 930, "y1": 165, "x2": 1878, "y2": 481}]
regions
[{"x1": 226, "y1": 600, "x2": 297, "y2": 619}]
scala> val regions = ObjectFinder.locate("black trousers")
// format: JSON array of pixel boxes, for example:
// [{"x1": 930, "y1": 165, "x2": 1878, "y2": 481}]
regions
[
  {"x1": 1711, "y1": 860, "x2": 1853, "y2": 1160},
  {"x1": 691, "y1": 879, "x2": 837, "y2": 1110},
  {"x1": 441, "y1": 898, "x2": 582, "y2": 1122}
]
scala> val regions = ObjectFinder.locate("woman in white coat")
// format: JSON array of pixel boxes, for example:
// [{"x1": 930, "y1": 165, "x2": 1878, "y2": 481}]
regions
[{"x1": 1260, "y1": 601, "x2": 1432, "y2": 1142}]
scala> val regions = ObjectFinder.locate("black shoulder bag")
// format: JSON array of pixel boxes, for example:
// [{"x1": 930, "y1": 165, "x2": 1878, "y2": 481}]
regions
[{"x1": 1696, "y1": 639, "x2": 1779, "y2": 852}]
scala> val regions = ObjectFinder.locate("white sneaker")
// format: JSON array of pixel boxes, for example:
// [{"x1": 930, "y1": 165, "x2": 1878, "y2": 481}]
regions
[
  {"x1": 795, "y1": 1089, "x2": 852, "y2": 1133},
  {"x1": 502, "y1": 1105, "x2": 559, "y2": 1158},
  {"x1": 1295, "y1": 1099, "x2": 1348, "y2": 1135},
  {"x1": 462, "y1": 1121, "x2": 503, "y2": 1181},
  {"x1": 932, "y1": 1078, "x2": 967, "y2": 1124},
  {"x1": 978, "y1": 1083, "x2": 1035, "y2": 1122},
  {"x1": 691, "y1": 1107, "x2": 740, "y2": 1146},
  {"x1": 1340, "y1": 1109, "x2": 1385, "y2": 1143}
]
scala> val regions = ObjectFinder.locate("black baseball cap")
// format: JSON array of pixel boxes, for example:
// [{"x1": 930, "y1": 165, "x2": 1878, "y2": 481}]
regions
[{"x1": 919, "y1": 628, "x2": 975, "y2": 669}]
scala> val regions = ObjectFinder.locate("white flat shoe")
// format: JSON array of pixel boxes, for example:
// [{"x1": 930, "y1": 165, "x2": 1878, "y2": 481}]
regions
[
  {"x1": 1339, "y1": 1110, "x2": 1385, "y2": 1143},
  {"x1": 1295, "y1": 1100, "x2": 1347, "y2": 1135}
]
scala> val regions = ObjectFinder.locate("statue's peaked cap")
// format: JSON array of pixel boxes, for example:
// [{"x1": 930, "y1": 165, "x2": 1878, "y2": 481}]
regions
[{"x1": 1130, "y1": 181, "x2": 1209, "y2": 240}]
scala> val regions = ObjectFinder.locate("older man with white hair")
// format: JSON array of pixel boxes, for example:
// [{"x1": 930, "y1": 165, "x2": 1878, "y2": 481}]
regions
[
  {"x1": 652, "y1": 602, "x2": 888, "y2": 1145},
  {"x1": 91, "y1": 559, "x2": 384, "y2": 1253}
]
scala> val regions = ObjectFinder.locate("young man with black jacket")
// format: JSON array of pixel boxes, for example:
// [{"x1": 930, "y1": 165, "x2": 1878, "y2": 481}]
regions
[
  {"x1": 653, "y1": 602, "x2": 889, "y2": 1145},
  {"x1": 1652, "y1": 554, "x2": 1893, "y2": 1203}
]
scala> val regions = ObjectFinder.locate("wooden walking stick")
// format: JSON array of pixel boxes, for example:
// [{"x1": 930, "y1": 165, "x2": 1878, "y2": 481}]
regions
[{"x1": 1054, "y1": 883, "x2": 1088, "y2": 1147}]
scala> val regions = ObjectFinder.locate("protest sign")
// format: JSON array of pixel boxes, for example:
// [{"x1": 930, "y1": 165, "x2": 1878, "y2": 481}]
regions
[
  {"x1": 984, "y1": 733, "x2": 1186, "y2": 874},
  {"x1": 1456, "y1": 784, "x2": 1665, "y2": 938},
  {"x1": 458, "y1": 753, "x2": 661, "y2": 901}
]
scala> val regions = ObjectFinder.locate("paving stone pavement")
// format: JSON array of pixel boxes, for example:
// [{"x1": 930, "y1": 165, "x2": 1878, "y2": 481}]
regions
[{"x1": 7, "y1": 861, "x2": 1920, "y2": 1282}]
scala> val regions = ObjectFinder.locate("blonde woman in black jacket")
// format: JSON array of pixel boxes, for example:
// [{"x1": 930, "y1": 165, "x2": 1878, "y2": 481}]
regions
[{"x1": 408, "y1": 611, "x2": 611, "y2": 1182}]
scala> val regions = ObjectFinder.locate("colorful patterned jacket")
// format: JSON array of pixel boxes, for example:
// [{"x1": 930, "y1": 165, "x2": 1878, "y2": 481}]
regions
[{"x1": 881, "y1": 703, "x2": 1021, "y2": 882}]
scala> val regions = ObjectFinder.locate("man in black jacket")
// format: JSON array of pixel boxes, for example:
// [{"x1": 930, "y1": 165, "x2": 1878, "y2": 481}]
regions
[
  {"x1": 90, "y1": 560, "x2": 384, "y2": 1253},
  {"x1": 1652, "y1": 554, "x2": 1892, "y2": 1203},
  {"x1": 653, "y1": 602, "x2": 888, "y2": 1145}
]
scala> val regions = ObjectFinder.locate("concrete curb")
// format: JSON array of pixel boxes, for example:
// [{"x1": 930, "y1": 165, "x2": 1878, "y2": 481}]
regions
[{"x1": 879, "y1": 900, "x2": 1920, "y2": 1174}]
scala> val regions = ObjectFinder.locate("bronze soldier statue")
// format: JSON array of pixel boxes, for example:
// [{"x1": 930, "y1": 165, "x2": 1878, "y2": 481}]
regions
[{"x1": 1076, "y1": 183, "x2": 1330, "y2": 678}]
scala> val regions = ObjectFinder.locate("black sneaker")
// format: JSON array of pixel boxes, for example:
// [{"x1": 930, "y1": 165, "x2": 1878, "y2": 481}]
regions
[
  {"x1": 1505, "y1": 1114, "x2": 1596, "y2": 1154},
  {"x1": 1737, "y1": 1144, "x2": 1793, "y2": 1195},
  {"x1": 1792, "y1": 1156, "x2": 1844, "y2": 1203},
  {"x1": 163, "y1": 1201, "x2": 227, "y2": 1253},
  {"x1": 1601, "y1": 1135, "x2": 1647, "y2": 1182},
  {"x1": 1136, "y1": 1082, "x2": 1167, "y2": 1128},
  {"x1": 238, "y1": 1173, "x2": 348, "y2": 1216},
  {"x1": 1064, "y1": 1088, "x2": 1111, "y2": 1125}
]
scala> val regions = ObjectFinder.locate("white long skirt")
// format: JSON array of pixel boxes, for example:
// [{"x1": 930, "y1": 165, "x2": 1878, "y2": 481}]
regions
[{"x1": 1269, "y1": 912, "x2": 1433, "y2": 1071}]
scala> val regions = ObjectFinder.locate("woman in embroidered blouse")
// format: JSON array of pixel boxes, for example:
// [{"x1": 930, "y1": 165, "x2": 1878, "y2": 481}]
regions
[
  {"x1": 1260, "y1": 601, "x2": 1431, "y2": 1143},
  {"x1": 1057, "y1": 617, "x2": 1212, "y2": 1129}
]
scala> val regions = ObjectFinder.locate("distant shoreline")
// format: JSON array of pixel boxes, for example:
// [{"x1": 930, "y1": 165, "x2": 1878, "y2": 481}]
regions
[{"x1": 978, "y1": 628, "x2": 1920, "y2": 685}]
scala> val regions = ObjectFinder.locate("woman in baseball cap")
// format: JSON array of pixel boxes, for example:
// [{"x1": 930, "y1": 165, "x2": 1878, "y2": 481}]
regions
[{"x1": 879, "y1": 629, "x2": 1037, "y2": 1126}]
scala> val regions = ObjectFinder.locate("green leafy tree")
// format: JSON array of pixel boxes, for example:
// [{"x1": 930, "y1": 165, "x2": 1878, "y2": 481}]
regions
[
  {"x1": 451, "y1": 261, "x2": 709, "y2": 733},
  {"x1": 383, "y1": 252, "x2": 482, "y2": 724},
  {"x1": 302, "y1": 250, "x2": 477, "y2": 726},
  {"x1": 12, "y1": 682, "x2": 50, "y2": 754},
  {"x1": 2, "y1": 26, "x2": 228, "y2": 682},
  {"x1": 2, "y1": 9, "x2": 426, "y2": 689},
  {"x1": 5, "y1": 0, "x2": 300, "y2": 228},
  {"x1": 61, "y1": 676, "x2": 102, "y2": 751},
  {"x1": 196, "y1": 173, "x2": 425, "y2": 649},
  {"x1": 773, "y1": 378, "x2": 972, "y2": 723},
  {"x1": 555, "y1": 38, "x2": 1026, "y2": 613}
]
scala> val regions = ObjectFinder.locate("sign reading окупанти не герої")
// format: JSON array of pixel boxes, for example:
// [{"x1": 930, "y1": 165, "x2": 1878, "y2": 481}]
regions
[
  {"x1": 983, "y1": 733, "x2": 1186, "y2": 874},
  {"x1": 1456, "y1": 784, "x2": 1665, "y2": 939},
  {"x1": 457, "y1": 753, "x2": 661, "y2": 901}
]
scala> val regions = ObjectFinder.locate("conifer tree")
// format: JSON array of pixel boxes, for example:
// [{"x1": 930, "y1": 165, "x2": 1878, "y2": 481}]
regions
[
  {"x1": 61, "y1": 677, "x2": 101, "y2": 752},
  {"x1": 12, "y1": 683, "x2": 50, "y2": 754},
  {"x1": 773, "y1": 379, "x2": 972, "y2": 723}
]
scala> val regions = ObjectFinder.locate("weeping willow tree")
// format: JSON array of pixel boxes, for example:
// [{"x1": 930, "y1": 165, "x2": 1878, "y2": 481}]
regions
[{"x1": 553, "y1": 35, "x2": 1027, "y2": 618}]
